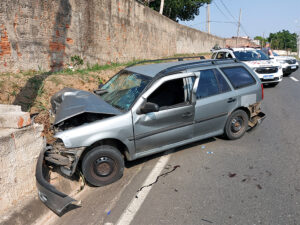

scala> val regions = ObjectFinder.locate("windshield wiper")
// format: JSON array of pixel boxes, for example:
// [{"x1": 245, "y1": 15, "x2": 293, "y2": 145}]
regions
[{"x1": 94, "y1": 89, "x2": 108, "y2": 95}]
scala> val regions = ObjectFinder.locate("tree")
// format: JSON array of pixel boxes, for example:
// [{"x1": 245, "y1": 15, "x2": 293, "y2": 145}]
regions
[
  {"x1": 149, "y1": 0, "x2": 212, "y2": 22},
  {"x1": 268, "y1": 30, "x2": 298, "y2": 52}
]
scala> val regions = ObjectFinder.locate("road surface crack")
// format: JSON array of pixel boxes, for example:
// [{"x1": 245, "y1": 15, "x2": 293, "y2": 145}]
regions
[{"x1": 135, "y1": 165, "x2": 180, "y2": 198}]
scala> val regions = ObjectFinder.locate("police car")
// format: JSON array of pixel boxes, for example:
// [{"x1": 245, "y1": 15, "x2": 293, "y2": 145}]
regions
[{"x1": 212, "y1": 48, "x2": 283, "y2": 87}]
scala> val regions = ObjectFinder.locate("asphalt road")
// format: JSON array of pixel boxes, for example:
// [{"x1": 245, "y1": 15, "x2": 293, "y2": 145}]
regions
[{"x1": 45, "y1": 70, "x2": 300, "y2": 225}]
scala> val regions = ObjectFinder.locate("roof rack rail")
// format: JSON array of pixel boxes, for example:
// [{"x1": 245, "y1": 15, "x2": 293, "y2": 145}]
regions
[
  {"x1": 157, "y1": 58, "x2": 240, "y2": 76},
  {"x1": 125, "y1": 55, "x2": 206, "y2": 68}
]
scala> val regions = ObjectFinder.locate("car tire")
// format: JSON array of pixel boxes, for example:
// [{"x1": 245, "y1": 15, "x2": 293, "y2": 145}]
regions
[
  {"x1": 225, "y1": 110, "x2": 248, "y2": 140},
  {"x1": 82, "y1": 145, "x2": 124, "y2": 187},
  {"x1": 268, "y1": 82, "x2": 279, "y2": 87},
  {"x1": 284, "y1": 72, "x2": 291, "y2": 76}
]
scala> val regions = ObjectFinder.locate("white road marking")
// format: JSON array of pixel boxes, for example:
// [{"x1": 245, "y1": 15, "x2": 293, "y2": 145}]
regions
[
  {"x1": 290, "y1": 76, "x2": 299, "y2": 82},
  {"x1": 115, "y1": 154, "x2": 170, "y2": 225}
]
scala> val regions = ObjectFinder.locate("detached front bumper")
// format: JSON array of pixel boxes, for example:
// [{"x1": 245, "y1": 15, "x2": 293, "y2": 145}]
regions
[{"x1": 35, "y1": 147, "x2": 76, "y2": 215}]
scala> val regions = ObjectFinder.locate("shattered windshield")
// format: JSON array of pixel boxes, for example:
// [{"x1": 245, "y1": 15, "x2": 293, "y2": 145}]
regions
[
  {"x1": 100, "y1": 71, "x2": 151, "y2": 111},
  {"x1": 233, "y1": 50, "x2": 269, "y2": 61}
]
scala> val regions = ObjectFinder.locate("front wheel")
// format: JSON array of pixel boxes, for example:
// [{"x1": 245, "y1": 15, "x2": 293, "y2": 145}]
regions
[
  {"x1": 82, "y1": 145, "x2": 124, "y2": 187},
  {"x1": 225, "y1": 110, "x2": 249, "y2": 140}
]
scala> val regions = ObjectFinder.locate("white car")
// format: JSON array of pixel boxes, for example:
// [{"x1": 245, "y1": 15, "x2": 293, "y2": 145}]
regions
[
  {"x1": 272, "y1": 52, "x2": 298, "y2": 76},
  {"x1": 212, "y1": 48, "x2": 283, "y2": 87}
]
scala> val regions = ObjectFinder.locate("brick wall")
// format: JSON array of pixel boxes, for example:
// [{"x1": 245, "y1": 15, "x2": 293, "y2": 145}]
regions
[{"x1": 0, "y1": 0, "x2": 225, "y2": 73}]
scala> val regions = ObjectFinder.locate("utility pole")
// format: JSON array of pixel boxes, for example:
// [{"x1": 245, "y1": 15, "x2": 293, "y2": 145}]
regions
[
  {"x1": 206, "y1": 4, "x2": 210, "y2": 34},
  {"x1": 159, "y1": 0, "x2": 164, "y2": 14},
  {"x1": 236, "y1": 8, "x2": 241, "y2": 47}
]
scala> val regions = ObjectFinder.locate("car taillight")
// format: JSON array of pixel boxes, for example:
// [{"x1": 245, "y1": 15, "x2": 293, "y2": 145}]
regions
[{"x1": 261, "y1": 83, "x2": 264, "y2": 100}]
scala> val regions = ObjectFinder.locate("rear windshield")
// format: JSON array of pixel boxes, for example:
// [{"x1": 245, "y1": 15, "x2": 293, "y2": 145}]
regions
[{"x1": 221, "y1": 66, "x2": 256, "y2": 89}]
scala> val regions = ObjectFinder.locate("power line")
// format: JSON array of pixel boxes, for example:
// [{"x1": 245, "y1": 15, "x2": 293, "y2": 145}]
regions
[
  {"x1": 213, "y1": 1, "x2": 232, "y2": 22},
  {"x1": 219, "y1": 0, "x2": 237, "y2": 21},
  {"x1": 218, "y1": 0, "x2": 250, "y2": 37}
]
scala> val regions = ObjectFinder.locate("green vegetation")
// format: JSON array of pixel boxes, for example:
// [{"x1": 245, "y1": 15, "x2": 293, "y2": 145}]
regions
[
  {"x1": 269, "y1": 30, "x2": 298, "y2": 52},
  {"x1": 255, "y1": 30, "x2": 298, "y2": 52},
  {"x1": 71, "y1": 55, "x2": 84, "y2": 67}
]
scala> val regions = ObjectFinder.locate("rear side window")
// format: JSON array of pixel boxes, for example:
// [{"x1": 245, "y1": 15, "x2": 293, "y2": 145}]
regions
[
  {"x1": 221, "y1": 66, "x2": 256, "y2": 89},
  {"x1": 214, "y1": 69, "x2": 231, "y2": 93},
  {"x1": 196, "y1": 70, "x2": 219, "y2": 99}
]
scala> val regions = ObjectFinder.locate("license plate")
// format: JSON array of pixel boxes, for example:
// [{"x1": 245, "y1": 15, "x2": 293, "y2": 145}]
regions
[
  {"x1": 291, "y1": 66, "x2": 296, "y2": 69},
  {"x1": 263, "y1": 75, "x2": 274, "y2": 79}
]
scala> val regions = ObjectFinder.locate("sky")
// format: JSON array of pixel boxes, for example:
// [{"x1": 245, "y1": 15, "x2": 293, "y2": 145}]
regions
[{"x1": 179, "y1": 0, "x2": 300, "y2": 39}]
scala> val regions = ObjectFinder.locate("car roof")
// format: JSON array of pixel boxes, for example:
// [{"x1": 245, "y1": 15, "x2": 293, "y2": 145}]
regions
[
  {"x1": 126, "y1": 59, "x2": 241, "y2": 78},
  {"x1": 126, "y1": 59, "x2": 201, "y2": 77}
]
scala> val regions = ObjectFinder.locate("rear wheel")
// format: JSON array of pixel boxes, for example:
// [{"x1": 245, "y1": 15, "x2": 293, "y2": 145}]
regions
[
  {"x1": 82, "y1": 145, "x2": 124, "y2": 186},
  {"x1": 225, "y1": 110, "x2": 248, "y2": 140}
]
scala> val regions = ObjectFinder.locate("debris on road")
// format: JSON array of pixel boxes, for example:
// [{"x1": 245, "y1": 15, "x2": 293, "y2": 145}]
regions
[
  {"x1": 228, "y1": 172, "x2": 237, "y2": 178},
  {"x1": 201, "y1": 218, "x2": 213, "y2": 223},
  {"x1": 206, "y1": 151, "x2": 214, "y2": 154},
  {"x1": 256, "y1": 184, "x2": 263, "y2": 190}
]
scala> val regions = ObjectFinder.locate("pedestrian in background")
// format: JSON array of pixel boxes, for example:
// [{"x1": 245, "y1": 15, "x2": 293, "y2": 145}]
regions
[{"x1": 262, "y1": 42, "x2": 273, "y2": 57}]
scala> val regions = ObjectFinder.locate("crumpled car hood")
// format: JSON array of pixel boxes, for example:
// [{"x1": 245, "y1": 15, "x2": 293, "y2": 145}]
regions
[{"x1": 51, "y1": 88, "x2": 122, "y2": 125}]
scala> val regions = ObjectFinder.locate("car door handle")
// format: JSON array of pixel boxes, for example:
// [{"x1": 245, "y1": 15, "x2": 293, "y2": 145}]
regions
[
  {"x1": 182, "y1": 112, "x2": 193, "y2": 118},
  {"x1": 227, "y1": 97, "x2": 236, "y2": 103}
]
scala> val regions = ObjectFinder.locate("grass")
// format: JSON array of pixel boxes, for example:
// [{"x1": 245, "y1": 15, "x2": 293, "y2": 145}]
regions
[{"x1": 0, "y1": 53, "x2": 210, "y2": 77}]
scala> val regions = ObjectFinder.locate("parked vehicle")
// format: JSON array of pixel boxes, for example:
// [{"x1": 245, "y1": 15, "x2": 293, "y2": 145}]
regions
[
  {"x1": 211, "y1": 48, "x2": 283, "y2": 87},
  {"x1": 36, "y1": 57, "x2": 266, "y2": 214},
  {"x1": 272, "y1": 52, "x2": 299, "y2": 76}
]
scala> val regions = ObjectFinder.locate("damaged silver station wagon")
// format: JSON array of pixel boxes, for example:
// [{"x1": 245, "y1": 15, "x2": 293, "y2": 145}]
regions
[{"x1": 36, "y1": 57, "x2": 266, "y2": 214}]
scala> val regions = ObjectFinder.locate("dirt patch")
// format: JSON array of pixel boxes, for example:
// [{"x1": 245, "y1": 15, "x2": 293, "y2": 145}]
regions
[{"x1": 0, "y1": 66, "x2": 124, "y2": 142}]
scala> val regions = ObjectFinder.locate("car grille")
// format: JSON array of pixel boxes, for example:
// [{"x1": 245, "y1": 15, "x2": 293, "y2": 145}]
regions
[
  {"x1": 256, "y1": 67, "x2": 278, "y2": 74},
  {"x1": 286, "y1": 59, "x2": 297, "y2": 64}
]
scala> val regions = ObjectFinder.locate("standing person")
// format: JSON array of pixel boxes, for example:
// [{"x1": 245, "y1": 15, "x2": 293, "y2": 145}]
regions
[{"x1": 262, "y1": 42, "x2": 273, "y2": 57}]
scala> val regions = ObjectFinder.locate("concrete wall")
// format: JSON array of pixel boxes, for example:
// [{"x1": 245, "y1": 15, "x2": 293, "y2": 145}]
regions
[
  {"x1": 0, "y1": 105, "x2": 45, "y2": 215},
  {"x1": 0, "y1": 0, "x2": 225, "y2": 73},
  {"x1": 225, "y1": 37, "x2": 260, "y2": 48}
]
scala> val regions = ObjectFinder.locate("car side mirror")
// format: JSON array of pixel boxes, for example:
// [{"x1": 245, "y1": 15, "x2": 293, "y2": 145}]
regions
[{"x1": 139, "y1": 102, "x2": 159, "y2": 114}]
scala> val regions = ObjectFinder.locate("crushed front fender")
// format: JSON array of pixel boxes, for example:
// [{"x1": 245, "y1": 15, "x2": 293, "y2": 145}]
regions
[{"x1": 35, "y1": 147, "x2": 77, "y2": 215}]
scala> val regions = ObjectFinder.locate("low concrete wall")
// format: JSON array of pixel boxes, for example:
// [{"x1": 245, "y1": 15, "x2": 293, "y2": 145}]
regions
[
  {"x1": 0, "y1": 105, "x2": 83, "y2": 224},
  {"x1": 0, "y1": 105, "x2": 45, "y2": 217},
  {"x1": 0, "y1": 0, "x2": 225, "y2": 73}
]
